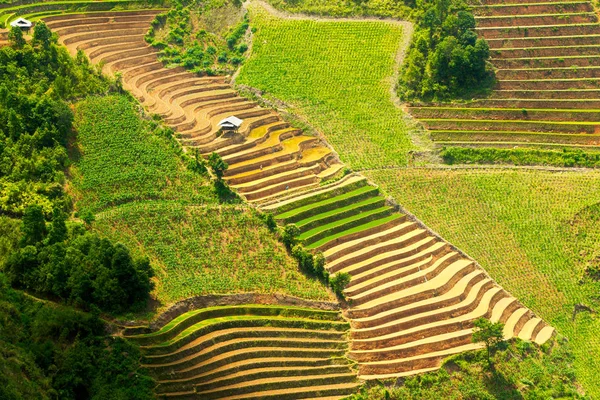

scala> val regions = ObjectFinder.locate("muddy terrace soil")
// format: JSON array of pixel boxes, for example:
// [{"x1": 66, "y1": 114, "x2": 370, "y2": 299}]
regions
[{"x1": 408, "y1": 0, "x2": 600, "y2": 150}]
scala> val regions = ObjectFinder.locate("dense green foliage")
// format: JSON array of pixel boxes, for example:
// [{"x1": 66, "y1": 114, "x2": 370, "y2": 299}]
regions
[
  {"x1": 349, "y1": 338, "x2": 584, "y2": 399},
  {"x1": 239, "y1": 4, "x2": 413, "y2": 169},
  {"x1": 3, "y1": 205, "x2": 154, "y2": 313},
  {"x1": 0, "y1": 28, "x2": 154, "y2": 314},
  {"x1": 0, "y1": 274, "x2": 155, "y2": 400},
  {"x1": 145, "y1": 0, "x2": 249, "y2": 74},
  {"x1": 0, "y1": 24, "x2": 108, "y2": 216},
  {"x1": 441, "y1": 147, "x2": 600, "y2": 168},
  {"x1": 365, "y1": 168, "x2": 600, "y2": 396},
  {"x1": 399, "y1": 0, "x2": 493, "y2": 101},
  {"x1": 72, "y1": 95, "x2": 332, "y2": 304}
]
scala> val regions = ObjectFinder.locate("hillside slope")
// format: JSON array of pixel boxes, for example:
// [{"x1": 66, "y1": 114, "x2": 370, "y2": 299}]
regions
[{"x1": 42, "y1": 9, "x2": 555, "y2": 382}]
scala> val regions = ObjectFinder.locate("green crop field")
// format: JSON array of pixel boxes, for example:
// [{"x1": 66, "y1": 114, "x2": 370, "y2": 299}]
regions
[
  {"x1": 71, "y1": 95, "x2": 333, "y2": 308},
  {"x1": 237, "y1": 4, "x2": 414, "y2": 170},
  {"x1": 364, "y1": 167, "x2": 600, "y2": 397},
  {"x1": 71, "y1": 96, "x2": 216, "y2": 213}
]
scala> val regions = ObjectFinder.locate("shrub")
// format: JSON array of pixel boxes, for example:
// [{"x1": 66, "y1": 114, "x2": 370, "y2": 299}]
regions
[
  {"x1": 281, "y1": 224, "x2": 300, "y2": 248},
  {"x1": 329, "y1": 272, "x2": 351, "y2": 297},
  {"x1": 440, "y1": 147, "x2": 600, "y2": 168},
  {"x1": 208, "y1": 152, "x2": 228, "y2": 179}
]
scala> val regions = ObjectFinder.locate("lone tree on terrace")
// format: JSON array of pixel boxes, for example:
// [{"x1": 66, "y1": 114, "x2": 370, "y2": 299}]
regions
[
  {"x1": 472, "y1": 317, "x2": 504, "y2": 367},
  {"x1": 208, "y1": 152, "x2": 228, "y2": 180}
]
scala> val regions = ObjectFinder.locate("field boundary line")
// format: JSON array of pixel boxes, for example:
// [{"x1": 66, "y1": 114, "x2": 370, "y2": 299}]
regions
[{"x1": 358, "y1": 164, "x2": 600, "y2": 174}]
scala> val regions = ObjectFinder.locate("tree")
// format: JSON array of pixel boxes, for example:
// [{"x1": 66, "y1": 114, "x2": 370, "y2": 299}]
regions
[
  {"x1": 292, "y1": 244, "x2": 314, "y2": 273},
  {"x1": 472, "y1": 317, "x2": 505, "y2": 367},
  {"x1": 313, "y1": 252, "x2": 326, "y2": 278},
  {"x1": 8, "y1": 26, "x2": 26, "y2": 49},
  {"x1": 259, "y1": 212, "x2": 277, "y2": 232},
  {"x1": 330, "y1": 272, "x2": 351, "y2": 298},
  {"x1": 208, "y1": 152, "x2": 228, "y2": 179},
  {"x1": 20, "y1": 205, "x2": 47, "y2": 247},
  {"x1": 47, "y1": 208, "x2": 68, "y2": 244},
  {"x1": 32, "y1": 22, "x2": 53, "y2": 48},
  {"x1": 281, "y1": 224, "x2": 300, "y2": 248}
]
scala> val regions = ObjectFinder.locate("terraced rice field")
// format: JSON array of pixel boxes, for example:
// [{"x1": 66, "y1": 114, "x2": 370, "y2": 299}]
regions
[
  {"x1": 264, "y1": 174, "x2": 554, "y2": 379},
  {"x1": 38, "y1": 9, "x2": 556, "y2": 381},
  {"x1": 364, "y1": 168, "x2": 600, "y2": 396},
  {"x1": 408, "y1": 0, "x2": 600, "y2": 150},
  {"x1": 123, "y1": 305, "x2": 360, "y2": 399},
  {"x1": 42, "y1": 11, "x2": 344, "y2": 204}
]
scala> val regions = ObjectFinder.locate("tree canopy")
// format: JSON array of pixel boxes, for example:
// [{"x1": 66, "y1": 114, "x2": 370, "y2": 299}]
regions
[
  {"x1": 398, "y1": 0, "x2": 493, "y2": 101},
  {"x1": 4, "y1": 206, "x2": 155, "y2": 314}
]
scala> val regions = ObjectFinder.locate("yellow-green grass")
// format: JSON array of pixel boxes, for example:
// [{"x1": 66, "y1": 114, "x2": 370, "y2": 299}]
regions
[
  {"x1": 297, "y1": 205, "x2": 393, "y2": 245},
  {"x1": 264, "y1": 0, "x2": 410, "y2": 19},
  {"x1": 277, "y1": 185, "x2": 377, "y2": 222},
  {"x1": 238, "y1": 4, "x2": 413, "y2": 170},
  {"x1": 94, "y1": 201, "x2": 333, "y2": 305},
  {"x1": 306, "y1": 213, "x2": 403, "y2": 250},
  {"x1": 363, "y1": 167, "x2": 600, "y2": 397},
  {"x1": 296, "y1": 196, "x2": 385, "y2": 230},
  {"x1": 72, "y1": 95, "x2": 332, "y2": 308},
  {"x1": 145, "y1": 315, "x2": 348, "y2": 350}
]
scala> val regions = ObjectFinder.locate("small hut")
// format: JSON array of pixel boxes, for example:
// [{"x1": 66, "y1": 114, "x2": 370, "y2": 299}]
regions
[
  {"x1": 218, "y1": 116, "x2": 243, "y2": 133},
  {"x1": 10, "y1": 18, "x2": 33, "y2": 30}
]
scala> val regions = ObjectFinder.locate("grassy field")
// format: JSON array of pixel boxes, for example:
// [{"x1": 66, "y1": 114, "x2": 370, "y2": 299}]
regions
[
  {"x1": 71, "y1": 96, "x2": 215, "y2": 213},
  {"x1": 364, "y1": 168, "x2": 600, "y2": 397},
  {"x1": 70, "y1": 95, "x2": 333, "y2": 307},
  {"x1": 237, "y1": 4, "x2": 414, "y2": 170},
  {"x1": 350, "y1": 337, "x2": 582, "y2": 399}
]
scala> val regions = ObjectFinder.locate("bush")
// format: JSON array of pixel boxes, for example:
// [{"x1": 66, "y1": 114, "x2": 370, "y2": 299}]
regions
[
  {"x1": 208, "y1": 152, "x2": 228, "y2": 179},
  {"x1": 329, "y1": 272, "x2": 351, "y2": 297},
  {"x1": 147, "y1": 0, "x2": 249, "y2": 74},
  {"x1": 441, "y1": 147, "x2": 600, "y2": 168},
  {"x1": 258, "y1": 212, "x2": 277, "y2": 232}
]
